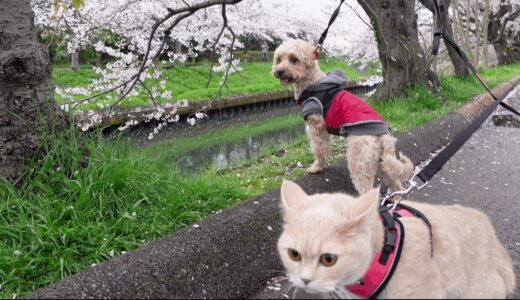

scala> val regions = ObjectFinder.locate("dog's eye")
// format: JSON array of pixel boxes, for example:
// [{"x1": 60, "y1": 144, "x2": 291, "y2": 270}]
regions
[
  {"x1": 290, "y1": 56, "x2": 299, "y2": 64},
  {"x1": 276, "y1": 57, "x2": 281, "y2": 64}
]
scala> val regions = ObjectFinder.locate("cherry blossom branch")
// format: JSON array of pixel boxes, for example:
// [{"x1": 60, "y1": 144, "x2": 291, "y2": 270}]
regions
[
  {"x1": 215, "y1": 25, "x2": 236, "y2": 98},
  {"x1": 206, "y1": 4, "x2": 229, "y2": 88},
  {"x1": 344, "y1": 2, "x2": 373, "y2": 31},
  {"x1": 74, "y1": 0, "x2": 243, "y2": 109},
  {"x1": 138, "y1": 79, "x2": 158, "y2": 110}
]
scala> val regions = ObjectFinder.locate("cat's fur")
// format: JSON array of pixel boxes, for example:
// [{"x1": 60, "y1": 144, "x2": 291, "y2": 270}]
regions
[{"x1": 278, "y1": 180, "x2": 515, "y2": 299}]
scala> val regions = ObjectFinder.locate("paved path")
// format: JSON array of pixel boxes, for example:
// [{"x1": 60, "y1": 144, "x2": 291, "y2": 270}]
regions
[
  {"x1": 411, "y1": 86, "x2": 520, "y2": 298},
  {"x1": 256, "y1": 87, "x2": 520, "y2": 299}
]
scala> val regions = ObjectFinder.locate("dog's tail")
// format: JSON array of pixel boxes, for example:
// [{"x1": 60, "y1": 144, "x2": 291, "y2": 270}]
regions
[{"x1": 379, "y1": 135, "x2": 414, "y2": 180}]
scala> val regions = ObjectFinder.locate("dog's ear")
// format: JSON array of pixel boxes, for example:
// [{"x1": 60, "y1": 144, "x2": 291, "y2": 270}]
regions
[{"x1": 303, "y1": 43, "x2": 317, "y2": 70}]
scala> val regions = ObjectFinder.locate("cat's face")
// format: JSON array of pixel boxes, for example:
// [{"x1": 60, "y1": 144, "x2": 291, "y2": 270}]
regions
[{"x1": 277, "y1": 180, "x2": 380, "y2": 294}]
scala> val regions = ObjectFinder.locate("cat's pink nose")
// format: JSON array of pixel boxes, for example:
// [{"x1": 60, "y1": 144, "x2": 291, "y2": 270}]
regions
[{"x1": 302, "y1": 278, "x2": 311, "y2": 286}]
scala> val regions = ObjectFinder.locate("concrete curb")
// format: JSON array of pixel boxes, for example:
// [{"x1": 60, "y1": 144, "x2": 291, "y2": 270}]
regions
[
  {"x1": 75, "y1": 81, "x2": 372, "y2": 129},
  {"x1": 28, "y1": 77, "x2": 520, "y2": 299}
]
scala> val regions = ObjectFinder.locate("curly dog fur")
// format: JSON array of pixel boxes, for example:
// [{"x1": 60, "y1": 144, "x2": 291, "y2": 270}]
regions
[{"x1": 272, "y1": 39, "x2": 413, "y2": 195}]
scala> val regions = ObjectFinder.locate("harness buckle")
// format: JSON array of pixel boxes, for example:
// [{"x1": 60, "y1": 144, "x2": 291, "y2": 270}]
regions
[{"x1": 380, "y1": 170, "x2": 429, "y2": 209}]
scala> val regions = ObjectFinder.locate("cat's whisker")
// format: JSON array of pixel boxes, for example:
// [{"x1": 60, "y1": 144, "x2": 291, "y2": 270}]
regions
[
  {"x1": 280, "y1": 281, "x2": 294, "y2": 295},
  {"x1": 334, "y1": 287, "x2": 349, "y2": 299},
  {"x1": 291, "y1": 284, "x2": 299, "y2": 300},
  {"x1": 258, "y1": 269, "x2": 288, "y2": 275},
  {"x1": 328, "y1": 291, "x2": 339, "y2": 299},
  {"x1": 259, "y1": 275, "x2": 288, "y2": 287}
]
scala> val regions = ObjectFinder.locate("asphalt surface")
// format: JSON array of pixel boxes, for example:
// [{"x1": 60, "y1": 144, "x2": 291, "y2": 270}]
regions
[
  {"x1": 411, "y1": 86, "x2": 520, "y2": 299},
  {"x1": 29, "y1": 79, "x2": 519, "y2": 299}
]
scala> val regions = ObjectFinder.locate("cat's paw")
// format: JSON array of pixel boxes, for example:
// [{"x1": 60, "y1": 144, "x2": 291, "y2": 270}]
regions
[{"x1": 307, "y1": 163, "x2": 324, "y2": 174}]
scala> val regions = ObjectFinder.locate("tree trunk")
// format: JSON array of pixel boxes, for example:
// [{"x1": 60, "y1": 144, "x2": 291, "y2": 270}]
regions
[
  {"x1": 472, "y1": 2, "x2": 481, "y2": 66},
  {"x1": 357, "y1": 0, "x2": 439, "y2": 101},
  {"x1": 420, "y1": 0, "x2": 470, "y2": 77},
  {"x1": 0, "y1": 0, "x2": 65, "y2": 179},
  {"x1": 71, "y1": 50, "x2": 80, "y2": 70},
  {"x1": 482, "y1": 0, "x2": 490, "y2": 67},
  {"x1": 487, "y1": 0, "x2": 520, "y2": 65}
]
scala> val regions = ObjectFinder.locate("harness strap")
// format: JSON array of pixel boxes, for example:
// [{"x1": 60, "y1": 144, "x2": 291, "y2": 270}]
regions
[
  {"x1": 378, "y1": 206, "x2": 396, "y2": 265},
  {"x1": 432, "y1": 7, "x2": 520, "y2": 117},
  {"x1": 348, "y1": 204, "x2": 431, "y2": 299},
  {"x1": 314, "y1": 0, "x2": 345, "y2": 58},
  {"x1": 346, "y1": 216, "x2": 405, "y2": 299},
  {"x1": 393, "y1": 203, "x2": 433, "y2": 258}
]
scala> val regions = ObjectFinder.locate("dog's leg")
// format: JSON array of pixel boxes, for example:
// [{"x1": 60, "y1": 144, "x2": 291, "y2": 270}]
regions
[
  {"x1": 306, "y1": 114, "x2": 330, "y2": 174},
  {"x1": 378, "y1": 165, "x2": 405, "y2": 192},
  {"x1": 346, "y1": 135, "x2": 380, "y2": 195},
  {"x1": 378, "y1": 134, "x2": 414, "y2": 192}
]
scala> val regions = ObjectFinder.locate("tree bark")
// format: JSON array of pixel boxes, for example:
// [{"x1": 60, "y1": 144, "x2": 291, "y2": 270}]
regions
[
  {"x1": 0, "y1": 0, "x2": 65, "y2": 179},
  {"x1": 357, "y1": 0, "x2": 439, "y2": 101},
  {"x1": 487, "y1": 0, "x2": 520, "y2": 65},
  {"x1": 71, "y1": 50, "x2": 80, "y2": 70},
  {"x1": 472, "y1": 2, "x2": 481, "y2": 66},
  {"x1": 482, "y1": 0, "x2": 490, "y2": 67},
  {"x1": 420, "y1": 0, "x2": 470, "y2": 77}
]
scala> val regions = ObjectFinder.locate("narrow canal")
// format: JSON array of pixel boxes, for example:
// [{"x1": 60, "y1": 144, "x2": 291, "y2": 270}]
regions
[{"x1": 123, "y1": 88, "x2": 376, "y2": 173}]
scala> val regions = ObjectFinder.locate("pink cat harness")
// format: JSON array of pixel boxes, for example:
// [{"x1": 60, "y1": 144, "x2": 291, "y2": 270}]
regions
[{"x1": 346, "y1": 203, "x2": 432, "y2": 299}]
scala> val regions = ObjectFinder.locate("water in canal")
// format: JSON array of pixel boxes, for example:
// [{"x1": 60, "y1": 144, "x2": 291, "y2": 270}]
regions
[{"x1": 134, "y1": 104, "x2": 307, "y2": 173}]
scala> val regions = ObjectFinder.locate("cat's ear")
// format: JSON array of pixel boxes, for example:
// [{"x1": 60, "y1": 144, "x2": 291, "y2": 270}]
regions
[
  {"x1": 353, "y1": 188, "x2": 380, "y2": 221},
  {"x1": 336, "y1": 188, "x2": 380, "y2": 234},
  {"x1": 280, "y1": 179, "x2": 307, "y2": 210}
]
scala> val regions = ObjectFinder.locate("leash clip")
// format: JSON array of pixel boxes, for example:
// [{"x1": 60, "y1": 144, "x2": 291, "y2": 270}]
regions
[{"x1": 380, "y1": 171, "x2": 428, "y2": 210}]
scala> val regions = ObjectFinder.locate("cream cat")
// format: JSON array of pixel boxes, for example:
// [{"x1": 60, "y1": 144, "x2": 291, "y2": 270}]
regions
[{"x1": 277, "y1": 180, "x2": 515, "y2": 299}]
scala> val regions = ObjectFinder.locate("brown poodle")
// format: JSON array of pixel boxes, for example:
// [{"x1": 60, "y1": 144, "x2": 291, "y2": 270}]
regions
[{"x1": 272, "y1": 39, "x2": 413, "y2": 194}]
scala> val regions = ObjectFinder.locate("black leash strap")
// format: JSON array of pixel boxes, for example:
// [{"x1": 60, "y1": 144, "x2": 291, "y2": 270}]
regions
[
  {"x1": 431, "y1": 0, "x2": 520, "y2": 117},
  {"x1": 417, "y1": 83, "x2": 516, "y2": 182},
  {"x1": 416, "y1": 0, "x2": 520, "y2": 183},
  {"x1": 314, "y1": 0, "x2": 345, "y2": 58}
]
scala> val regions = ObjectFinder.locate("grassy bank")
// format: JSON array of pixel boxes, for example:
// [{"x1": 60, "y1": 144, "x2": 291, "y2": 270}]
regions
[
  {"x1": 2, "y1": 62, "x2": 520, "y2": 297},
  {"x1": 52, "y1": 60, "x2": 379, "y2": 110}
]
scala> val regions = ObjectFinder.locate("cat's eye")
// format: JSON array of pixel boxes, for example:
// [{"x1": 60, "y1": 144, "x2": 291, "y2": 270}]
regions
[
  {"x1": 288, "y1": 249, "x2": 302, "y2": 261},
  {"x1": 319, "y1": 254, "x2": 337, "y2": 267}
]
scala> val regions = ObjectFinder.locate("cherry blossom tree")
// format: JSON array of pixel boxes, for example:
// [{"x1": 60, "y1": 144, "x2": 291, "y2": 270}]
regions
[
  {"x1": 2, "y1": 0, "x2": 248, "y2": 179},
  {"x1": 1, "y1": 0, "x2": 67, "y2": 179},
  {"x1": 355, "y1": 0, "x2": 439, "y2": 101},
  {"x1": 452, "y1": 0, "x2": 520, "y2": 66}
]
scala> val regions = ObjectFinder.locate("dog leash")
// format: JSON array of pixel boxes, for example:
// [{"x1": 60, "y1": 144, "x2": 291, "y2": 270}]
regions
[
  {"x1": 382, "y1": 0, "x2": 520, "y2": 207},
  {"x1": 314, "y1": 0, "x2": 345, "y2": 59}
]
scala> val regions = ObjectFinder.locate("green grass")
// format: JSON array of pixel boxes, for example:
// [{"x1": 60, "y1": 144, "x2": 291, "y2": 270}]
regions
[
  {"x1": 52, "y1": 59, "x2": 379, "y2": 110},
  {"x1": 370, "y1": 61, "x2": 520, "y2": 132},
  {"x1": 0, "y1": 125, "x2": 250, "y2": 298},
  {"x1": 2, "y1": 61, "x2": 519, "y2": 298}
]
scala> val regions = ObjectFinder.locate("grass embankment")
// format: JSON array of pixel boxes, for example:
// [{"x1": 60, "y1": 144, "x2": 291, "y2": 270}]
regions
[
  {"x1": 2, "y1": 61, "x2": 520, "y2": 297},
  {"x1": 52, "y1": 60, "x2": 379, "y2": 110}
]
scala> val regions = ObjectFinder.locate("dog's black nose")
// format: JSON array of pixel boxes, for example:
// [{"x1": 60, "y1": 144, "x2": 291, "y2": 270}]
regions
[{"x1": 276, "y1": 69, "x2": 285, "y2": 77}]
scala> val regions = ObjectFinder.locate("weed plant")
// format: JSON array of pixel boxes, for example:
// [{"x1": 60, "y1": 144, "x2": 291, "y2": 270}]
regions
[{"x1": 0, "y1": 124, "x2": 247, "y2": 298}]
